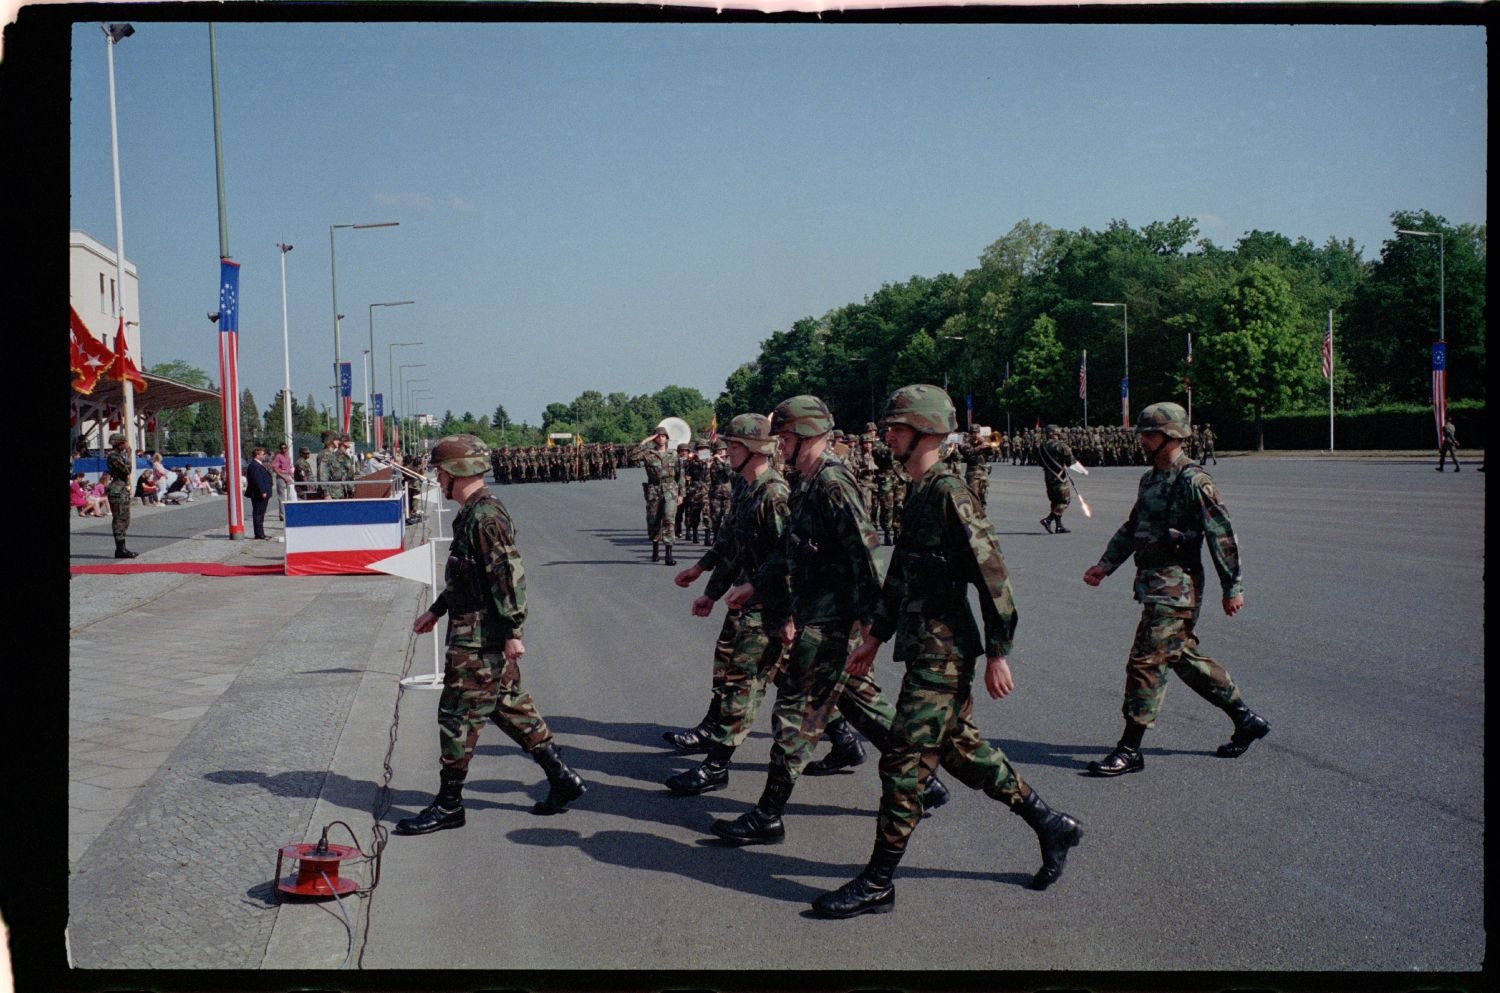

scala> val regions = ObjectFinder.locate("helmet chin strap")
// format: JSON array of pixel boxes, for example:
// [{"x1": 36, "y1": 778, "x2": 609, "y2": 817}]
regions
[
  {"x1": 731, "y1": 448, "x2": 753, "y2": 473},
  {"x1": 443, "y1": 472, "x2": 456, "y2": 500}
]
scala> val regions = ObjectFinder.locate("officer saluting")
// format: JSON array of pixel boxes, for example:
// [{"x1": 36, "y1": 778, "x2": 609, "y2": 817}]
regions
[
  {"x1": 396, "y1": 434, "x2": 586, "y2": 835},
  {"x1": 1083, "y1": 402, "x2": 1269, "y2": 776},
  {"x1": 105, "y1": 432, "x2": 137, "y2": 558},
  {"x1": 813, "y1": 386, "x2": 1081, "y2": 918}
]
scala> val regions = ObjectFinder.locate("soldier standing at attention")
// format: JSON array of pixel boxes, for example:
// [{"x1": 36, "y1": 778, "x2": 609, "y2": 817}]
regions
[
  {"x1": 714, "y1": 395, "x2": 946, "y2": 846},
  {"x1": 1037, "y1": 424, "x2": 1075, "y2": 534},
  {"x1": 664, "y1": 414, "x2": 791, "y2": 792},
  {"x1": 961, "y1": 427, "x2": 990, "y2": 511},
  {"x1": 705, "y1": 440, "x2": 734, "y2": 546},
  {"x1": 105, "y1": 431, "x2": 138, "y2": 558},
  {"x1": 1200, "y1": 423, "x2": 1218, "y2": 465},
  {"x1": 396, "y1": 435, "x2": 586, "y2": 835},
  {"x1": 1082, "y1": 402, "x2": 1268, "y2": 777},
  {"x1": 293, "y1": 446, "x2": 318, "y2": 500},
  {"x1": 813, "y1": 386, "x2": 1081, "y2": 918},
  {"x1": 1437, "y1": 415, "x2": 1461, "y2": 471},
  {"x1": 634, "y1": 427, "x2": 679, "y2": 564}
]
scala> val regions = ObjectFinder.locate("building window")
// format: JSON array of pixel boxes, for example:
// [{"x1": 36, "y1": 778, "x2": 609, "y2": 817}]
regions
[
  {"x1": 100, "y1": 273, "x2": 107, "y2": 314},
  {"x1": 111, "y1": 278, "x2": 117, "y2": 317}
]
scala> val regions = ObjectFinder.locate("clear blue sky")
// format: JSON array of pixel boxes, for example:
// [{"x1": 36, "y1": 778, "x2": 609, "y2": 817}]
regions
[{"x1": 68, "y1": 20, "x2": 1487, "y2": 428}]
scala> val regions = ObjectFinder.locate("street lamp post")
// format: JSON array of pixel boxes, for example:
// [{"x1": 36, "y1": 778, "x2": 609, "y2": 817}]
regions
[
  {"x1": 368, "y1": 299, "x2": 415, "y2": 418},
  {"x1": 388, "y1": 341, "x2": 422, "y2": 449},
  {"x1": 411, "y1": 391, "x2": 434, "y2": 452},
  {"x1": 103, "y1": 22, "x2": 136, "y2": 464},
  {"x1": 399, "y1": 365, "x2": 427, "y2": 454},
  {"x1": 361, "y1": 348, "x2": 372, "y2": 446},
  {"x1": 329, "y1": 220, "x2": 398, "y2": 388},
  {"x1": 1092, "y1": 301, "x2": 1129, "y2": 426},
  {"x1": 1395, "y1": 229, "x2": 1445, "y2": 342},
  {"x1": 277, "y1": 242, "x2": 294, "y2": 450}
]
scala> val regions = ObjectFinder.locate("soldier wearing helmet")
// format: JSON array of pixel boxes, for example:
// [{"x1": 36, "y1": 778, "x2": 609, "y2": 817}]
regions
[
  {"x1": 104, "y1": 431, "x2": 137, "y2": 558},
  {"x1": 1081, "y1": 402, "x2": 1267, "y2": 778},
  {"x1": 713, "y1": 395, "x2": 948, "y2": 846},
  {"x1": 1201, "y1": 421, "x2": 1218, "y2": 465},
  {"x1": 316, "y1": 430, "x2": 354, "y2": 499},
  {"x1": 661, "y1": 413, "x2": 792, "y2": 793},
  {"x1": 633, "y1": 426, "x2": 680, "y2": 564},
  {"x1": 704, "y1": 438, "x2": 733, "y2": 545},
  {"x1": 397, "y1": 434, "x2": 586, "y2": 836},
  {"x1": 812, "y1": 384, "x2": 1082, "y2": 918},
  {"x1": 1037, "y1": 423, "x2": 1077, "y2": 534}
]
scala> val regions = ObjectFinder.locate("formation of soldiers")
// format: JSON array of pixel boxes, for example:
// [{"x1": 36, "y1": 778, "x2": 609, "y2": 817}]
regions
[{"x1": 490, "y1": 443, "x2": 622, "y2": 484}]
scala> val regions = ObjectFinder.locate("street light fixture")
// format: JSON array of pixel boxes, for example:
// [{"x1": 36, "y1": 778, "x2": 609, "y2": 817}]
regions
[
  {"x1": 1092, "y1": 301, "x2": 1129, "y2": 426},
  {"x1": 368, "y1": 299, "x2": 415, "y2": 415},
  {"x1": 1395, "y1": 229, "x2": 1445, "y2": 342},
  {"x1": 276, "y1": 242, "x2": 294, "y2": 450},
  {"x1": 329, "y1": 220, "x2": 398, "y2": 380},
  {"x1": 399, "y1": 365, "x2": 427, "y2": 453},
  {"x1": 103, "y1": 21, "x2": 136, "y2": 463}
]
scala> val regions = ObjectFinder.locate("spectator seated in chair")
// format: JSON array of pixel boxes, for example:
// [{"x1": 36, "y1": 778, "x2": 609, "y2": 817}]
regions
[{"x1": 72, "y1": 472, "x2": 109, "y2": 517}]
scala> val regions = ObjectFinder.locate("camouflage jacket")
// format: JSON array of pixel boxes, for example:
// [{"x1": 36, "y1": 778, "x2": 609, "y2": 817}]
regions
[
  {"x1": 698, "y1": 470, "x2": 791, "y2": 615},
  {"x1": 106, "y1": 448, "x2": 134, "y2": 497},
  {"x1": 1038, "y1": 438, "x2": 1074, "y2": 483},
  {"x1": 1096, "y1": 450, "x2": 1244, "y2": 608},
  {"x1": 635, "y1": 445, "x2": 679, "y2": 494},
  {"x1": 753, "y1": 451, "x2": 880, "y2": 626},
  {"x1": 869, "y1": 460, "x2": 1017, "y2": 661},
  {"x1": 430, "y1": 492, "x2": 527, "y2": 647}
]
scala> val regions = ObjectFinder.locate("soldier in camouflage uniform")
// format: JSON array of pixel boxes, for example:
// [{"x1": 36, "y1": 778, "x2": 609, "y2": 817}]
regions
[
  {"x1": 1082, "y1": 402, "x2": 1268, "y2": 777},
  {"x1": 704, "y1": 440, "x2": 734, "y2": 546},
  {"x1": 959, "y1": 427, "x2": 990, "y2": 511},
  {"x1": 396, "y1": 435, "x2": 586, "y2": 835},
  {"x1": 813, "y1": 386, "x2": 1081, "y2": 918},
  {"x1": 664, "y1": 414, "x2": 790, "y2": 793},
  {"x1": 634, "y1": 428, "x2": 680, "y2": 565},
  {"x1": 713, "y1": 395, "x2": 947, "y2": 846},
  {"x1": 1037, "y1": 424, "x2": 1075, "y2": 534},
  {"x1": 1201, "y1": 423, "x2": 1218, "y2": 465},
  {"x1": 105, "y1": 432, "x2": 138, "y2": 558},
  {"x1": 679, "y1": 441, "x2": 711, "y2": 543},
  {"x1": 317, "y1": 431, "x2": 356, "y2": 499}
]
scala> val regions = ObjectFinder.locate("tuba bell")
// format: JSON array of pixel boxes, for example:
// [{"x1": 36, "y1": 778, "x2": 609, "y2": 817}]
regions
[{"x1": 656, "y1": 416, "x2": 693, "y2": 450}]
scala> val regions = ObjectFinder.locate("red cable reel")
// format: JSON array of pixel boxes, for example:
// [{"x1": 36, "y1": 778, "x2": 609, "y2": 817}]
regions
[{"x1": 273, "y1": 821, "x2": 382, "y2": 901}]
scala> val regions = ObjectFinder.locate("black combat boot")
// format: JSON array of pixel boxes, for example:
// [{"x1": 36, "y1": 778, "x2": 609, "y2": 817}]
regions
[
  {"x1": 711, "y1": 768, "x2": 791, "y2": 845},
  {"x1": 920, "y1": 772, "x2": 951, "y2": 813},
  {"x1": 651, "y1": 541, "x2": 660, "y2": 562},
  {"x1": 395, "y1": 769, "x2": 466, "y2": 835},
  {"x1": 1039, "y1": 515, "x2": 1055, "y2": 533},
  {"x1": 883, "y1": 528, "x2": 892, "y2": 546},
  {"x1": 1014, "y1": 787, "x2": 1083, "y2": 890},
  {"x1": 664, "y1": 544, "x2": 676, "y2": 566},
  {"x1": 530, "y1": 741, "x2": 586, "y2": 815},
  {"x1": 114, "y1": 539, "x2": 138, "y2": 559},
  {"x1": 1217, "y1": 699, "x2": 1270, "y2": 758},
  {"x1": 811, "y1": 841, "x2": 903, "y2": 918},
  {"x1": 1052, "y1": 519, "x2": 1070, "y2": 534},
  {"x1": 665, "y1": 743, "x2": 733, "y2": 795},
  {"x1": 804, "y1": 718, "x2": 866, "y2": 775},
  {"x1": 1088, "y1": 723, "x2": 1146, "y2": 776}
]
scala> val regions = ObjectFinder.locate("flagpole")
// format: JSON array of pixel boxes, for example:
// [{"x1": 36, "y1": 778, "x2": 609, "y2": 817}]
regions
[
  {"x1": 104, "y1": 23, "x2": 136, "y2": 477},
  {"x1": 210, "y1": 23, "x2": 244, "y2": 539},
  {"x1": 1327, "y1": 310, "x2": 1335, "y2": 453}
]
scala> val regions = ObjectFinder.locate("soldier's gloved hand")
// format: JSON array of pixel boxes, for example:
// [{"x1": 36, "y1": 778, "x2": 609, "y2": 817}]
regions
[
  {"x1": 691, "y1": 595, "x2": 715, "y2": 617},
  {"x1": 674, "y1": 564, "x2": 703, "y2": 588}
]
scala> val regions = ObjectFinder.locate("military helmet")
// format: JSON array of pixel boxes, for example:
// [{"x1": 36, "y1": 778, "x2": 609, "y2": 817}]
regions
[
  {"x1": 770, "y1": 395, "x2": 834, "y2": 437},
  {"x1": 1135, "y1": 402, "x2": 1191, "y2": 439},
  {"x1": 108, "y1": 432, "x2": 126, "y2": 446},
  {"x1": 1046, "y1": 424, "x2": 1061, "y2": 437},
  {"x1": 881, "y1": 384, "x2": 957, "y2": 436},
  {"x1": 713, "y1": 440, "x2": 728, "y2": 451},
  {"x1": 652, "y1": 425, "x2": 668, "y2": 438},
  {"x1": 721, "y1": 413, "x2": 777, "y2": 455},
  {"x1": 677, "y1": 442, "x2": 692, "y2": 452},
  {"x1": 430, "y1": 434, "x2": 491, "y2": 477}
]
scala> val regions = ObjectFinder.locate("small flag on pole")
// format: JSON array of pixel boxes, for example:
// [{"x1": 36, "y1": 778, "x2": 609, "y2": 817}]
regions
[
  {"x1": 1078, "y1": 350, "x2": 1087, "y2": 400},
  {"x1": 1431, "y1": 342, "x2": 1447, "y2": 446},
  {"x1": 70, "y1": 306, "x2": 117, "y2": 395},
  {"x1": 1321, "y1": 324, "x2": 1334, "y2": 380},
  {"x1": 107, "y1": 317, "x2": 147, "y2": 392},
  {"x1": 708, "y1": 414, "x2": 717, "y2": 443},
  {"x1": 338, "y1": 362, "x2": 353, "y2": 435}
]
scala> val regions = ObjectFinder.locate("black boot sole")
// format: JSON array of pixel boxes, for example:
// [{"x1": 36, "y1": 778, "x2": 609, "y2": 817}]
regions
[
  {"x1": 811, "y1": 890, "x2": 895, "y2": 918},
  {"x1": 709, "y1": 821, "x2": 784, "y2": 845},
  {"x1": 665, "y1": 776, "x2": 727, "y2": 796},
  {"x1": 394, "y1": 812, "x2": 465, "y2": 835}
]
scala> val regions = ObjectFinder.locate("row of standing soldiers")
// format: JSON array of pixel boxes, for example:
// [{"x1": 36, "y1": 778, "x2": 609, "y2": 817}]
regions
[
  {"x1": 491, "y1": 443, "x2": 622, "y2": 484},
  {"x1": 1001, "y1": 423, "x2": 1216, "y2": 467}
]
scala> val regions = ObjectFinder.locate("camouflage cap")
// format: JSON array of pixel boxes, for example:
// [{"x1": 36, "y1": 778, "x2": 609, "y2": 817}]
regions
[
  {"x1": 713, "y1": 440, "x2": 728, "y2": 451},
  {"x1": 677, "y1": 442, "x2": 692, "y2": 452},
  {"x1": 881, "y1": 384, "x2": 957, "y2": 435},
  {"x1": 721, "y1": 413, "x2": 777, "y2": 455},
  {"x1": 1135, "y1": 402, "x2": 1191, "y2": 439},
  {"x1": 431, "y1": 434, "x2": 491, "y2": 477},
  {"x1": 108, "y1": 432, "x2": 126, "y2": 446},
  {"x1": 769, "y1": 395, "x2": 834, "y2": 438}
]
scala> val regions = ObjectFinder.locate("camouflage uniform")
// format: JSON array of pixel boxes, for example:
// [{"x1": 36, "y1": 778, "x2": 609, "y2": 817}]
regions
[
  {"x1": 1437, "y1": 417, "x2": 1461, "y2": 470},
  {"x1": 1086, "y1": 402, "x2": 1268, "y2": 777},
  {"x1": 1037, "y1": 427, "x2": 1074, "y2": 533},
  {"x1": 812, "y1": 385, "x2": 1080, "y2": 919},
  {"x1": 636, "y1": 436, "x2": 680, "y2": 562},
  {"x1": 105, "y1": 435, "x2": 136, "y2": 557},
  {"x1": 396, "y1": 435, "x2": 584, "y2": 835},
  {"x1": 317, "y1": 435, "x2": 355, "y2": 499}
]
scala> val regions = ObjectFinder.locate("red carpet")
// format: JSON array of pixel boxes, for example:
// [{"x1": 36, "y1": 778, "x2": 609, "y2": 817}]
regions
[{"x1": 71, "y1": 562, "x2": 286, "y2": 577}]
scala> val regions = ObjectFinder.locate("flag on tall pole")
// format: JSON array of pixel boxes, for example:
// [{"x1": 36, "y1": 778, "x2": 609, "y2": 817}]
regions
[
  {"x1": 338, "y1": 362, "x2": 353, "y2": 435},
  {"x1": 1078, "y1": 350, "x2": 1087, "y2": 399},
  {"x1": 1321, "y1": 322, "x2": 1334, "y2": 380},
  {"x1": 708, "y1": 414, "x2": 717, "y2": 443},
  {"x1": 217, "y1": 258, "x2": 245, "y2": 538},
  {"x1": 1431, "y1": 341, "x2": 1447, "y2": 447},
  {"x1": 373, "y1": 393, "x2": 385, "y2": 450},
  {"x1": 1120, "y1": 376, "x2": 1130, "y2": 428},
  {"x1": 107, "y1": 316, "x2": 147, "y2": 392},
  {"x1": 70, "y1": 306, "x2": 117, "y2": 395}
]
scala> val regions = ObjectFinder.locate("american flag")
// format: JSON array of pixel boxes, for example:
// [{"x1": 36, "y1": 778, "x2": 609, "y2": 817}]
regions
[
  {"x1": 1321, "y1": 324, "x2": 1334, "y2": 380},
  {"x1": 1078, "y1": 350, "x2": 1087, "y2": 399},
  {"x1": 1431, "y1": 342, "x2": 1447, "y2": 446}
]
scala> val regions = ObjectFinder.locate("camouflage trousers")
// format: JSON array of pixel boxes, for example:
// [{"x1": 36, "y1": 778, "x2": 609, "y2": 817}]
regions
[
  {"x1": 438, "y1": 645, "x2": 554, "y2": 773},
  {"x1": 1045, "y1": 477, "x2": 1071, "y2": 516},
  {"x1": 705, "y1": 607, "x2": 786, "y2": 748},
  {"x1": 107, "y1": 488, "x2": 131, "y2": 539},
  {"x1": 874, "y1": 485, "x2": 899, "y2": 535},
  {"x1": 1122, "y1": 602, "x2": 1240, "y2": 728},
  {"x1": 767, "y1": 620, "x2": 897, "y2": 782},
  {"x1": 966, "y1": 473, "x2": 988, "y2": 512},
  {"x1": 645, "y1": 486, "x2": 677, "y2": 544},
  {"x1": 876, "y1": 653, "x2": 1028, "y2": 851}
]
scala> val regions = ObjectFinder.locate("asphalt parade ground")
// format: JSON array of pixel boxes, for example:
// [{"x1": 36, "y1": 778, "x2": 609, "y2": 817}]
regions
[{"x1": 39, "y1": 454, "x2": 1486, "y2": 991}]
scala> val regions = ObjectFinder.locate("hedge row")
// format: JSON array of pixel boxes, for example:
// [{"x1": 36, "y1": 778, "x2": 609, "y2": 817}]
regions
[{"x1": 1214, "y1": 400, "x2": 1484, "y2": 451}]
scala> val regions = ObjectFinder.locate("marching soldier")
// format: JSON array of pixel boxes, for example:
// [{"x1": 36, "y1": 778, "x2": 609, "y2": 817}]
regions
[
  {"x1": 105, "y1": 432, "x2": 137, "y2": 558},
  {"x1": 396, "y1": 435, "x2": 586, "y2": 835},
  {"x1": 813, "y1": 386, "x2": 1081, "y2": 918},
  {"x1": 1082, "y1": 402, "x2": 1269, "y2": 777},
  {"x1": 635, "y1": 427, "x2": 679, "y2": 564},
  {"x1": 1037, "y1": 424, "x2": 1075, "y2": 534}
]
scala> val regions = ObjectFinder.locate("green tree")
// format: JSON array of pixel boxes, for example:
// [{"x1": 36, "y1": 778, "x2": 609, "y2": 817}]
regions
[
  {"x1": 147, "y1": 360, "x2": 210, "y2": 450},
  {"x1": 889, "y1": 329, "x2": 939, "y2": 389},
  {"x1": 652, "y1": 385, "x2": 710, "y2": 419},
  {"x1": 239, "y1": 388, "x2": 261, "y2": 449},
  {"x1": 191, "y1": 384, "x2": 224, "y2": 456},
  {"x1": 263, "y1": 389, "x2": 298, "y2": 440},
  {"x1": 491, "y1": 403, "x2": 510, "y2": 432},
  {"x1": 295, "y1": 392, "x2": 322, "y2": 435},
  {"x1": 997, "y1": 314, "x2": 1068, "y2": 423}
]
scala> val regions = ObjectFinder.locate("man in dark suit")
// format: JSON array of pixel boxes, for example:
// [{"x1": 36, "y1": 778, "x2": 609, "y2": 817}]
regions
[{"x1": 246, "y1": 446, "x2": 275, "y2": 540}]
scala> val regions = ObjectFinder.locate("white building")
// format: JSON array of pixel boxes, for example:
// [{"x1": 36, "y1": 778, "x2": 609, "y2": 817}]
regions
[{"x1": 70, "y1": 230, "x2": 143, "y2": 361}]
